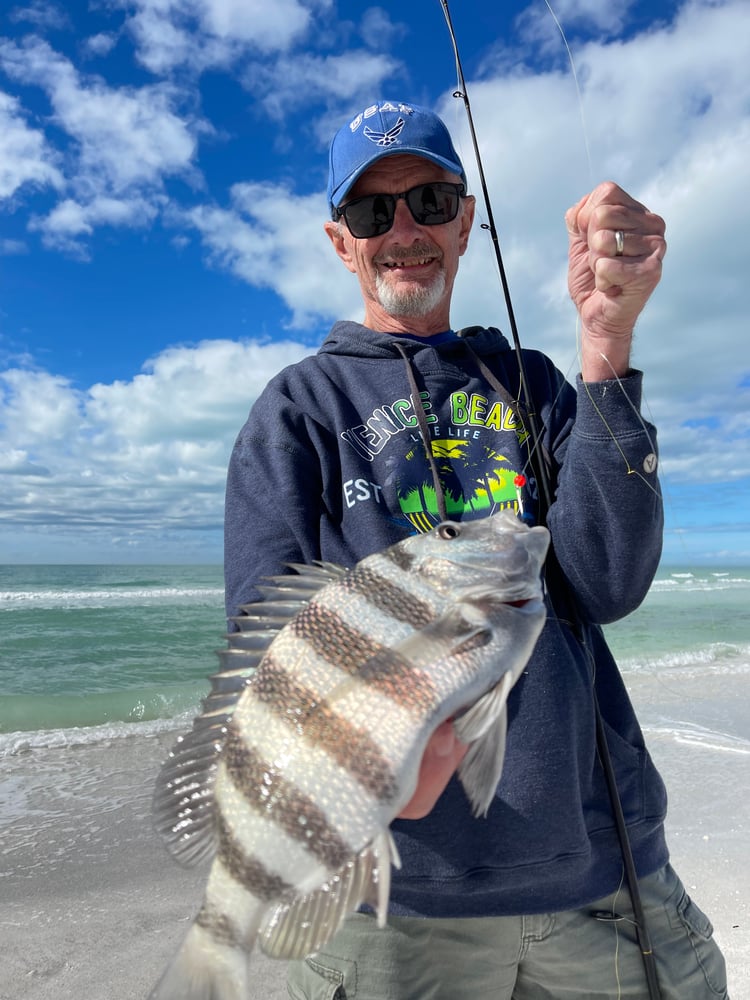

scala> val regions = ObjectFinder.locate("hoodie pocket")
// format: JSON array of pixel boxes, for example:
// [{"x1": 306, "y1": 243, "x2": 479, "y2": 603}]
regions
[{"x1": 585, "y1": 718, "x2": 667, "y2": 835}]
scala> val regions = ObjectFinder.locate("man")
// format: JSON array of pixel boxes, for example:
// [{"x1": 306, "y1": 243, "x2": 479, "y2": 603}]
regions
[{"x1": 224, "y1": 101, "x2": 728, "y2": 999}]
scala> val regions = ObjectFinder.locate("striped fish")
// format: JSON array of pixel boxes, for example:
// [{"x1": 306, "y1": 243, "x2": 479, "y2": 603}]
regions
[{"x1": 149, "y1": 510, "x2": 549, "y2": 1000}]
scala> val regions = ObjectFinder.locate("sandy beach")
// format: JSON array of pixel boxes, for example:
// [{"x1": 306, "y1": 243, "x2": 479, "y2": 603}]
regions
[
  {"x1": 2, "y1": 710, "x2": 748, "y2": 1000},
  {"x1": 1, "y1": 731, "x2": 289, "y2": 1000}
]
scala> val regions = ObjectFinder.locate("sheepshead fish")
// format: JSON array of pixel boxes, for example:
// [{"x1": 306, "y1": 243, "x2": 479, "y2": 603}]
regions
[{"x1": 149, "y1": 510, "x2": 549, "y2": 1000}]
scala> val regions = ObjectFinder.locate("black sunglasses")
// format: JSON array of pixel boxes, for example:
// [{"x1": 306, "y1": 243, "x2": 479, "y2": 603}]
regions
[{"x1": 335, "y1": 182, "x2": 466, "y2": 239}]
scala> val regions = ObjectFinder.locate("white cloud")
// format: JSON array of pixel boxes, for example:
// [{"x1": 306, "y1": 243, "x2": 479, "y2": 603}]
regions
[
  {"x1": 244, "y1": 50, "x2": 404, "y2": 121},
  {"x1": 542, "y1": 0, "x2": 635, "y2": 35},
  {"x1": 84, "y1": 32, "x2": 119, "y2": 58},
  {"x1": 0, "y1": 90, "x2": 63, "y2": 199},
  {"x1": 359, "y1": 7, "x2": 407, "y2": 49},
  {"x1": 121, "y1": 0, "x2": 330, "y2": 74},
  {"x1": 0, "y1": 238, "x2": 29, "y2": 254},
  {"x1": 0, "y1": 36, "x2": 203, "y2": 246},
  {"x1": 0, "y1": 37, "x2": 200, "y2": 190},
  {"x1": 1, "y1": 368, "x2": 83, "y2": 444},
  {"x1": 185, "y1": 182, "x2": 363, "y2": 327},
  {"x1": 0, "y1": 339, "x2": 313, "y2": 557},
  {"x1": 30, "y1": 194, "x2": 162, "y2": 256},
  {"x1": 8, "y1": 1, "x2": 69, "y2": 31}
]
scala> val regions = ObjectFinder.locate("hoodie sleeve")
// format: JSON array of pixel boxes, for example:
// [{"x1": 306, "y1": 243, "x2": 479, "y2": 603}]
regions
[
  {"x1": 543, "y1": 370, "x2": 663, "y2": 625},
  {"x1": 223, "y1": 385, "x2": 328, "y2": 624}
]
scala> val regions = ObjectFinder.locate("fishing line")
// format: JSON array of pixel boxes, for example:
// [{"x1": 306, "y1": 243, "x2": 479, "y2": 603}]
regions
[
  {"x1": 543, "y1": 0, "x2": 594, "y2": 185},
  {"x1": 436, "y1": 4, "x2": 664, "y2": 998}
]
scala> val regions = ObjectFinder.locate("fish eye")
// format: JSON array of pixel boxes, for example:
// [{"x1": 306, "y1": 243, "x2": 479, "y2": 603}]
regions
[{"x1": 437, "y1": 522, "x2": 461, "y2": 540}]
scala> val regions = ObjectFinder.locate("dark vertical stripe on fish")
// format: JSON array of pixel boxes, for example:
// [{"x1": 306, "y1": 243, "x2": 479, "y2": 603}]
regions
[
  {"x1": 195, "y1": 901, "x2": 244, "y2": 948},
  {"x1": 215, "y1": 812, "x2": 294, "y2": 902},
  {"x1": 342, "y1": 564, "x2": 435, "y2": 627},
  {"x1": 252, "y1": 659, "x2": 399, "y2": 802},
  {"x1": 384, "y1": 543, "x2": 416, "y2": 574},
  {"x1": 289, "y1": 604, "x2": 440, "y2": 713},
  {"x1": 223, "y1": 732, "x2": 352, "y2": 871}
]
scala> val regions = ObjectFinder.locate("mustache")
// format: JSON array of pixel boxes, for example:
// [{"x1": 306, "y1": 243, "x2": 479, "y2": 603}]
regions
[{"x1": 373, "y1": 242, "x2": 443, "y2": 265}]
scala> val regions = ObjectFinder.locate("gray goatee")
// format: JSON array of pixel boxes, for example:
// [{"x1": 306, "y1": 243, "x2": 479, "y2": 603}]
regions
[{"x1": 374, "y1": 246, "x2": 446, "y2": 318}]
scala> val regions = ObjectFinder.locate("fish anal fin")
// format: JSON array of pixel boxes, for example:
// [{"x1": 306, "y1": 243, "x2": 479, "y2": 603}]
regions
[{"x1": 257, "y1": 832, "x2": 397, "y2": 960}]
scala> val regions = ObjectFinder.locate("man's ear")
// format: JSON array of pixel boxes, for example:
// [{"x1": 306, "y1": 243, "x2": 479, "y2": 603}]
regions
[
  {"x1": 458, "y1": 195, "x2": 476, "y2": 257},
  {"x1": 324, "y1": 220, "x2": 357, "y2": 274}
]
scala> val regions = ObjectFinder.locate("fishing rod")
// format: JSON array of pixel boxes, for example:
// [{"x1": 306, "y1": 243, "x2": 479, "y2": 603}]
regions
[{"x1": 436, "y1": 4, "x2": 663, "y2": 998}]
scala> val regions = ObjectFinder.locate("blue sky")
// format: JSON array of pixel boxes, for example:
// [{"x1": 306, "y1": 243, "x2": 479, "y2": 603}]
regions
[{"x1": 1, "y1": 0, "x2": 748, "y2": 564}]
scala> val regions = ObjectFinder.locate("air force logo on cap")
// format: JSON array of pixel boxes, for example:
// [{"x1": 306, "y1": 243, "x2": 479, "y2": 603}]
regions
[
  {"x1": 327, "y1": 100, "x2": 466, "y2": 218},
  {"x1": 363, "y1": 118, "x2": 407, "y2": 147}
]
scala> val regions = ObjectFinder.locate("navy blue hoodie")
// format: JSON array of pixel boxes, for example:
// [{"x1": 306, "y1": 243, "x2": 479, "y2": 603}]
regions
[{"x1": 224, "y1": 321, "x2": 669, "y2": 917}]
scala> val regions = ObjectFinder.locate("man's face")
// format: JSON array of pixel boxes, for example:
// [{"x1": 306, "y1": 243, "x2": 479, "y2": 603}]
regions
[{"x1": 324, "y1": 154, "x2": 475, "y2": 335}]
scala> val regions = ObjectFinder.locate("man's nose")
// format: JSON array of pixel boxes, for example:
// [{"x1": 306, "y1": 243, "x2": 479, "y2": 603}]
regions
[{"x1": 388, "y1": 196, "x2": 422, "y2": 239}]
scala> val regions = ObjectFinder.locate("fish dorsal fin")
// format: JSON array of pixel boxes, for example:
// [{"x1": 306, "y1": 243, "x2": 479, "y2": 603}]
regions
[
  {"x1": 257, "y1": 831, "x2": 399, "y2": 961},
  {"x1": 454, "y1": 672, "x2": 514, "y2": 818},
  {"x1": 151, "y1": 562, "x2": 347, "y2": 866}
]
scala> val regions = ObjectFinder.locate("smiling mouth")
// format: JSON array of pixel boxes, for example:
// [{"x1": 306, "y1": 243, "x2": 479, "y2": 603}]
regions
[{"x1": 380, "y1": 256, "x2": 438, "y2": 270}]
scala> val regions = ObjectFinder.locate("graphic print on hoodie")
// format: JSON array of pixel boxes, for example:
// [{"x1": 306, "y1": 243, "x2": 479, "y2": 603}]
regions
[{"x1": 338, "y1": 373, "x2": 533, "y2": 534}]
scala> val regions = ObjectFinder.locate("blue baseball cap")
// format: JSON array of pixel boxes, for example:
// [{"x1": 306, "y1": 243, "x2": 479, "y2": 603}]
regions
[{"x1": 327, "y1": 101, "x2": 466, "y2": 219}]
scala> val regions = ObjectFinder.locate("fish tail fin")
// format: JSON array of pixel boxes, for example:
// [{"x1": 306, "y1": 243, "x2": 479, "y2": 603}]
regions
[{"x1": 148, "y1": 922, "x2": 253, "y2": 1000}]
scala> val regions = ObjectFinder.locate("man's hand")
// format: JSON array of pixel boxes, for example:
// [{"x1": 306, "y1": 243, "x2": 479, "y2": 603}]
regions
[
  {"x1": 398, "y1": 719, "x2": 469, "y2": 820},
  {"x1": 565, "y1": 181, "x2": 667, "y2": 380}
]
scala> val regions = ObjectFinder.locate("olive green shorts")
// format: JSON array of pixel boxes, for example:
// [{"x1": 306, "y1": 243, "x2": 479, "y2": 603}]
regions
[{"x1": 286, "y1": 864, "x2": 728, "y2": 999}]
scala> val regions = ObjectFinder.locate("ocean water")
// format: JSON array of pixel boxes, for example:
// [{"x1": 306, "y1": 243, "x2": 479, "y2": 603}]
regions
[
  {"x1": 0, "y1": 564, "x2": 226, "y2": 752},
  {"x1": 1, "y1": 562, "x2": 749, "y2": 755}
]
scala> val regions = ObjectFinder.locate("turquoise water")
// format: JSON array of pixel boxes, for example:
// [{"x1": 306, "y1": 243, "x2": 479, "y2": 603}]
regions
[
  {"x1": 0, "y1": 564, "x2": 225, "y2": 741},
  {"x1": 1, "y1": 562, "x2": 749, "y2": 749}
]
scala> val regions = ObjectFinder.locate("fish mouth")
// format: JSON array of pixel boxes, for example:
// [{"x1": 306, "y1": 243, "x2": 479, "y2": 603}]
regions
[
  {"x1": 505, "y1": 594, "x2": 545, "y2": 612},
  {"x1": 459, "y1": 581, "x2": 545, "y2": 611}
]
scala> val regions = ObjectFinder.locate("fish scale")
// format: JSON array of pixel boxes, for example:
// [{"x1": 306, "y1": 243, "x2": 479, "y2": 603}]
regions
[{"x1": 149, "y1": 510, "x2": 550, "y2": 1000}]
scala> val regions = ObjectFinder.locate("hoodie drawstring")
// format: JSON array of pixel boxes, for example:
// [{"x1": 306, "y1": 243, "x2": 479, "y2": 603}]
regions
[{"x1": 393, "y1": 340, "x2": 449, "y2": 523}]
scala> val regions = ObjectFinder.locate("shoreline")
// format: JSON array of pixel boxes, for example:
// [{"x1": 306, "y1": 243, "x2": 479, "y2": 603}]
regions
[{"x1": 1, "y1": 716, "x2": 747, "y2": 999}]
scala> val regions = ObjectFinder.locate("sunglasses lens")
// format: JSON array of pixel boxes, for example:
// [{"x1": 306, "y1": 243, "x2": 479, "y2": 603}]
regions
[
  {"x1": 344, "y1": 194, "x2": 395, "y2": 238},
  {"x1": 340, "y1": 183, "x2": 464, "y2": 238},
  {"x1": 407, "y1": 183, "x2": 461, "y2": 226}
]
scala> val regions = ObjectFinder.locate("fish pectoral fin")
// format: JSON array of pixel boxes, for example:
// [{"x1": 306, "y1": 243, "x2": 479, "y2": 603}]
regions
[
  {"x1": 453, "y1": 671, "x2": 513, "y2": 743},
  {"x1": 455, "y1": 672, "x2": 514, "y2": 818},
  {"x1": 257, "y1": 833, "x2": 398, "y2": 960}
]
